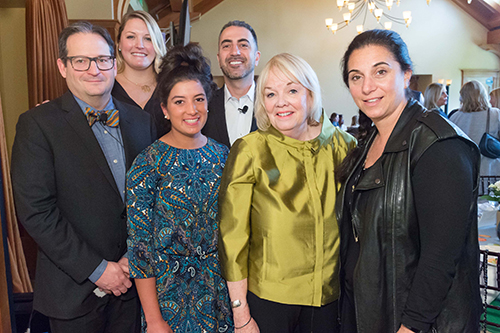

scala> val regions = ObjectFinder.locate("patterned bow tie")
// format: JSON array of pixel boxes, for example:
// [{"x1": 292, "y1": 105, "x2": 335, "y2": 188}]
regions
[{"x1": 84, "y1": 107, "x2": 119, "y2": 127}]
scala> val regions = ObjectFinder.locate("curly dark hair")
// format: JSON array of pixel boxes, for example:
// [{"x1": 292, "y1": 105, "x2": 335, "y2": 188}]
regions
[{"x1": 157, "y1": 42, "x2": 217, "y2": 106}]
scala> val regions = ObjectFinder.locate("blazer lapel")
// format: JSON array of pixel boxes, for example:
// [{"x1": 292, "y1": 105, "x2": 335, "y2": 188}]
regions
[
  {"x1": 61, "y1": 92, "x2": 121, "y2": 196},
  {"x1": 114, "y1": 99, "x2": 136, "y2": 170},
  {"x1": 213, "y1": 88, "x2": 231, "y2": 147}
]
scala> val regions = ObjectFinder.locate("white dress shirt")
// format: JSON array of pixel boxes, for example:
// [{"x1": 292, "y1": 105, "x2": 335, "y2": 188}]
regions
[{"x1": 224, "y1": 82, "x2": 255, "y2": 146}]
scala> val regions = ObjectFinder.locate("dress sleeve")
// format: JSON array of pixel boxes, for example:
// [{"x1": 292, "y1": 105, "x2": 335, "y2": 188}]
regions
[
  {"x1": 400, "y1": 138, "x2": 477, "y2": 331},
  {"x1": 218, "y1": 138, "x2": 256, "y2": 281},
  {"x1": 126, "y1": 150, "x2": 159, "y2": 279}
]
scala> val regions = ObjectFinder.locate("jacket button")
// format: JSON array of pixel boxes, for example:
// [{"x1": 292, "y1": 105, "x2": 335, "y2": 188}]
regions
[
  {"x1": 375, "y1": 179, "x2": 381, "y2": 184},
  {"x1": 402, "y1": 140, "x2": 407, "y2": 146}
]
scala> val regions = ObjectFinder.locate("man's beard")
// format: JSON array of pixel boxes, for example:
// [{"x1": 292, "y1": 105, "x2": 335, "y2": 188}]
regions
[{"x1": 220, "y1": 62, "x2": 254, "y2": 80}]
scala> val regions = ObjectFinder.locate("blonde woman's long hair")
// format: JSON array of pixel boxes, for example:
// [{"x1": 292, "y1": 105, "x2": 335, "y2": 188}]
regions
[
  {"x1": 490, "y1": 88, "x2": 500, "y2": 108},
  {"x1": 424, "y1": 83, "x2": 444, "y2": 110},
  {"x1": 459, "y1": 80, "x2": 491, "y2": 113}
]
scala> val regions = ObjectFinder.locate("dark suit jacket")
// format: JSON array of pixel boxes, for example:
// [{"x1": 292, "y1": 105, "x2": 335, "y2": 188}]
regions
[
  {"x1": 11, "y1": 91, "x2": 156, "y2": 319},
  {"x1": 203, "y1": 86, "x2": 257, "y2": 147}
]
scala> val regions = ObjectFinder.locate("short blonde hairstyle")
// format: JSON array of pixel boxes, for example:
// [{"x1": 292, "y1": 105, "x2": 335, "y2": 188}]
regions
[
  {"x1": 255, "y1": 53, "x2": 322, "y2": 131},
  {"x1": 424, "y1": 83, "x2": 445, "y2": 110},
  {"x1": 116, "y1": 10, "x2": 166, "y2": 74},
  {"x1": 459, "y1": 80, "x2": 491, "y2": 112},
  {"x1": 490, "y1": 88, "x2": 500, "y2": 108}
]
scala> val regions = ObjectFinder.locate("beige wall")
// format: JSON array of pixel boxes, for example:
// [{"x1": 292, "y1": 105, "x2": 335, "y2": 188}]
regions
[
  {"x1": 191, "y1": 0, "x2": 500, "y2": 118},
  {"x1": 65, "y1": 0, "x2": 114, "y2": 20},
  {"x1": 0, "y1": 8, "x2": 29, "y2": 157}
]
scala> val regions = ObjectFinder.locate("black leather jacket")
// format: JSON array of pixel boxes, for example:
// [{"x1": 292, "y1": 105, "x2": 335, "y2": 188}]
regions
[{"x1": 336, "y1": 100, "x2": 481, "y2": 332}]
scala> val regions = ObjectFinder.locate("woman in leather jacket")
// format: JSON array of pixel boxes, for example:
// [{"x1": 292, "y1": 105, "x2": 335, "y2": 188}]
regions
[{"x1": 335, "y1": 29, "x2": 481, "y2": 333}]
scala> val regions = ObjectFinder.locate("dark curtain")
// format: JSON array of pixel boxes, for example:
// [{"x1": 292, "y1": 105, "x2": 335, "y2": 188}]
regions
[
  {"x1": 0, "y1": 93, "x2": 32, "y2": 294},
  {"x1": 26, "y1": 0, "x2": 69, "y2": 108}
]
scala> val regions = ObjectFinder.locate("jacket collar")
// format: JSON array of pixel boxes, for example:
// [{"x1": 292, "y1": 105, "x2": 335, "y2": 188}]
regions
[
  {"x1": 265, "y1": 110, "x2": 334, "y2": 152},
  {"x1": 377, "y1": 98, "x2": 423, "y2": 153}
]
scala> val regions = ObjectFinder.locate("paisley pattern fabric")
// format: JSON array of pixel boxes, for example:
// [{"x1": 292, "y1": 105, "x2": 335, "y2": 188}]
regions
[{"x1": 127, "y1": 138, "x2": 233, "y2": 333}]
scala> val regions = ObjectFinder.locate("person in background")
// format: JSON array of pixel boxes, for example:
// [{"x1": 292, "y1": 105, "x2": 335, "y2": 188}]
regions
[
  {"x1": 450, "y1": 80, "x2": 500, "y2": 176},
  {"x1": 490, "y1": 87, "x2": 500, "y2": 108},
  {"x1": 330, "y1": 112, "x2": 339, "y2": 126},
  {"x1": 11, "y1": 21, "x2": 156, "y2": 333},
  {"x1": 347, "y1": 114, "x2": 359, "y2": 138},
  {"x1": 218, "y1": 53, "x2": 355, "y2": 333},
  {"x1": 336, "y1": 29, "x2": 480, "y2": 333},
  {"x1": 126, "y1": 43, "x2": 233, "y2": 333},
  {"x1": 424, "y1": 82, "x2": 448, "y2": 118},
  {"x1": 202, "y1": 20, "x2": 260, "y2": 147},
  {"x1": 338, "y1": 114, "x2": 348, "y2": 130},
  {"x1": 113, "y1": 10, "x2": 169, "y2": 137}
]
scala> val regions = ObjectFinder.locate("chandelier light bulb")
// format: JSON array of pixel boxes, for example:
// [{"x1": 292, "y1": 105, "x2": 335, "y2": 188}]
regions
[
  {"x1": 331, "y1": 23, "x2": 338, "y2": 34},
  {"x1": 343, "y1": 12, "x2": 351, "y2": 24},
  {"x1": 368, "y1": 2, "x2": 375, "y2": 13},
  {"x1": 374, "y1": 8, "x2": 383, "y2": 22},
  {"x1": 426, "y1": 0, "x2": 431, "y2": 4},
  {"x1": 356, "y1": 25, "x2": 364, "y2": 34},
  {"x1": 386, "y1": 0, "x2": 393, "y2": 10},
  {"x1": 337, "y1": 0, "x2": 344, "y2": 10},
  {"x1": 348, "y1": 2, "x2": 355, "y2": 13},
  {"x1": 384, "y1": 22, "x2": 392, "y2": 30},
  {"x1": 325, "y1": 18, "x2": 334, "y2": 29}
]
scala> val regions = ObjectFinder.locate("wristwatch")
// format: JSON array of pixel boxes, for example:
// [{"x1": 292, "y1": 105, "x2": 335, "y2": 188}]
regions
[{"x1": 231, "y1": 299, "x2": 242, "y2": 308}]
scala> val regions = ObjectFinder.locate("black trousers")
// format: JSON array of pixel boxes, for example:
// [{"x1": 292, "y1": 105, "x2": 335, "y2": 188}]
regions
[
  {"x1": 49, "y1": 295, "x2": 141, "y2": 333},
  {"x1": 247, "y1": 291, "x2": 340, "y2": 333}
]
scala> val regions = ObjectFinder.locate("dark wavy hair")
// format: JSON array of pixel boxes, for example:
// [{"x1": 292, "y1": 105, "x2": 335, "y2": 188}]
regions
[
  {"x1": 336, "y1": 29, "x2": 413, "y2": 183},
  {"x1": 157, "y1": 43, "x2": 217, "y2": 106},
  {"x1": 58, "y1": 21, "x2": 114, "y2": 61}
]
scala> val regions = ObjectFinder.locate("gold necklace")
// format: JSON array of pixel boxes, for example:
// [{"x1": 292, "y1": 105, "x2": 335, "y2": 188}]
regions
[{"x1": 122, "y1": 74, "x2": 156, "y2": 93}]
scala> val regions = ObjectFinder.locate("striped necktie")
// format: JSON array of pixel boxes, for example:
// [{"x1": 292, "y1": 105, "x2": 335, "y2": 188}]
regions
[{"x1": 84, "y1": 107, "x2": 119, "y2": 127}]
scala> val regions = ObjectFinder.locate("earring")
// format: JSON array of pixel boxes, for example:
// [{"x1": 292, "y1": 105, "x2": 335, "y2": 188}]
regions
[
  {"x1": 118, "y1": 48, "x2": 121, "y2": 52},
  {"x1": 207, "y1": 109, "x2": 210, "y2": 113}
]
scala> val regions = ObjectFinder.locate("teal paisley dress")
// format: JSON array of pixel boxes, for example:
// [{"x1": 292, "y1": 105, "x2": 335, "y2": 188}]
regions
[{"x1": 127, "y1": 138, "x2": 233, "y2": 333}]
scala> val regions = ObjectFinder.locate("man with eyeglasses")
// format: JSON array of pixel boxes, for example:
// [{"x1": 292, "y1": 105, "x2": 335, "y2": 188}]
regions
[{"x1": 11, "y1": 21, "x2": 155, "y2": 333}]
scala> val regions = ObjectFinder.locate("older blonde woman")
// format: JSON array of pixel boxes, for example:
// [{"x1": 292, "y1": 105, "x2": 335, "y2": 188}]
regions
[
  {"x1": 112, "y1": 10, "x2": 169, "y2": 137},
  {"x1": 218, "y1": 53, "x2": 355, "y2": 333},
  {"x1": 424, "y1": 82, "x2": 448, "y2": 118},
  {"x1": 450, "y1": 80, "x2": 500, "y2": 176}
]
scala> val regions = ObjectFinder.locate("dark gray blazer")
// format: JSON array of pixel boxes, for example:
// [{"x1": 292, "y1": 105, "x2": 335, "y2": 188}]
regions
[
  {"x1": 11, "y1": 91, "x2": 156, "y2": 319},
  {"x1": 203, "y1": 86, "x2": 257, "y2": 147}
]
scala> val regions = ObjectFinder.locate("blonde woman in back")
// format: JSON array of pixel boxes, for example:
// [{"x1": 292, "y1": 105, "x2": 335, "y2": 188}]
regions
[
  {"x1": 450, "y1": 80, "x2": 500, "y2": 176},
  {"x1": 490, "y1": 87, "x2": 500, "y2": 108},
  {"x1": 112, "y1": 10, "x2": 169, "y2": 137},
  {"x1": 424, "y1": 82, "x2": 448, "y2": 118}
]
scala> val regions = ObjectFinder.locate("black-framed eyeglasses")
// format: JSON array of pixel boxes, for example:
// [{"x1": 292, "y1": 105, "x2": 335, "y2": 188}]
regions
[{"x1": 65, "y1": 56, "x2": 115, "y2": 71}]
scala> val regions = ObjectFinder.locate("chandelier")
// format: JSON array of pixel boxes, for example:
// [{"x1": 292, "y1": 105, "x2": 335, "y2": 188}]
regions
[{"x1": 325, "y1": 0, "x2": 415, "y2": 35}]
